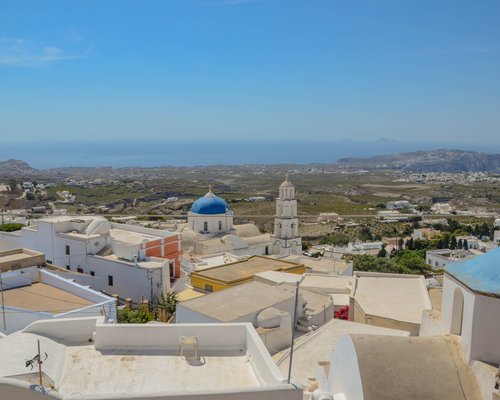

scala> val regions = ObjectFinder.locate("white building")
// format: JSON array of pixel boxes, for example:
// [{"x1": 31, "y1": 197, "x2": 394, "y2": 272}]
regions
[
  {"x1": 431, "y1": 202, "x2": 454, "y2": 214},
  {"x1": 317, "y1": 335, "x2": 482, "y2": 400},
  {"x1": 386, "y1": 200, "x2": 412, "y2": 210},
  {"x1": 271, "y1": 175, "x2": 302, "y2": 256},
  {"x1": 0, "y1": 216, "x2": 183, "y2": 302},
  {"x1": 0, "y1": 316, "x2": 302, "y2": 399},
  {"x1": 0, "y1": 247, "x2": 116, "y2": 334},
  {"x1": 177, "y1": 281, "x2": 334, "y2": 355},
  {"x1": 425, "y1": 249, "x2": 477, "y2": 270},
  {"x1": 440, "y1": 247, "x2": 500, "y2": 365}
]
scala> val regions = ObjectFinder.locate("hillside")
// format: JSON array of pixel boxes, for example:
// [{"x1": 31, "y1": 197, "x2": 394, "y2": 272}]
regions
[
  {"x1": 336, "y1": 149, "x2": 500, "y2": 173},
  {"x1": 0, "y1": 159, "x2": 38, "y2": 177}
]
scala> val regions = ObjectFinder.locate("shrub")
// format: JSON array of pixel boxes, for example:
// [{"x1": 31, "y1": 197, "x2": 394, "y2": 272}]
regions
[{"x1": 0, "y1": 223, "x2": 24, "y2": 232}]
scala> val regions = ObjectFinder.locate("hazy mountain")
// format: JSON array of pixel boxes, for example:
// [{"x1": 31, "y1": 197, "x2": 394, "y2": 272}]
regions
[
  {"x1": 336, "y1": 149, "x2": 500, "y2": 173},
  {"x1": 0, "y1": 159, "x2": 38, "y2": 176}
]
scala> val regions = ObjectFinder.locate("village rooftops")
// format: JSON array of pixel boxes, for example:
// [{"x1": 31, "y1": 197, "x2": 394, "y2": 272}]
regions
[
  {"x1": 0, "y1": 317, "x2": 301, "y2": 399},
  {"x1": 191, "y1": 255, "x2": 305, "y2": 286}
]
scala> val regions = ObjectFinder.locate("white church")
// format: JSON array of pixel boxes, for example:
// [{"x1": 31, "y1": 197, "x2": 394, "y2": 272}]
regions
[{"x1": 178, "y1": 177, "x2": 302, "y2": 257}]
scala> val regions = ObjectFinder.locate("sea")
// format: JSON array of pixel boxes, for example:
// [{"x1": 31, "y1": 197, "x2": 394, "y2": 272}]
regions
[{"x1": 1, "y1": 139, "x2": 499, "y2": 169}]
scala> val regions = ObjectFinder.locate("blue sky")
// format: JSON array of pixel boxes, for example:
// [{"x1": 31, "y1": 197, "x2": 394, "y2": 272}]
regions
[{"x1": 1, "y1": 0, "x2": 499, "y2": 144}]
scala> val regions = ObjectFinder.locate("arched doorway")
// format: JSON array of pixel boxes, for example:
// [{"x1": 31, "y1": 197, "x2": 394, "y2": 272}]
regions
[
  {"x1": 273, "y1": 241, "x2": 281, "y2": 255},
  {"x1": 450, "y1": 287, "x2": 464, "y2": 335},
  {"x1": 291, "y1": 241, "x2": 298, "y2": 255}
]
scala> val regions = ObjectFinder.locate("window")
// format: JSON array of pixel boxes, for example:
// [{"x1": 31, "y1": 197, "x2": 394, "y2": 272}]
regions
[
  {"x1": 90, "y1": 271, "x2": 95, "y2": 276},
  {"x1": 205, "y1": 284, "x2": 213, "y2": 292},
  {"x1": 204, "y1": 221, "x2": 208, "y2": 231},
  {"x1": 77, "y1": 267, "x2": 83, "y2": 273},
  {"x1": 219, "y1": 221, "x2": 222, "y2": 230},
  {"x1": 169, "y1": 261, "x2": 175, "y2": 278},
  {"x1": 66, "y1": 265, "x2": 71, "y2": 270},
  {"x1": 108, "y1": 275, "x2": 114, "y2": 286},
  {"x1": 65, "y1": 245, "x2": 70, "y2": 255}
]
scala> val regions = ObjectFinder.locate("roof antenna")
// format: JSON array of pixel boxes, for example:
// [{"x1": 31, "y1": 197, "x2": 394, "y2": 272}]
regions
[{"x1": 26, "y1": 340, "x2": 48, "y2": 387}]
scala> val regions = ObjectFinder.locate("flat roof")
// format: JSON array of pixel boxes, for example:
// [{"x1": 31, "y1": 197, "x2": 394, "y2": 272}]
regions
[
  {"x1": 350, "y1": 335, "x2": 481, "y2": 400},
  {"x1": 301, "y1": 274, "x2": 353, "y2": 294},
  {"x1": 110, "y1": 227, "x2": 163, "y2": 245},
  {"x1": 254, "y1": 271, "x2": 304, "y2": 284},
  {"x1": 0, "y1": 318, "x2": 297, "y2": 398},
  {"x1": 0, "y1": 240, "x2": 19, "y2": 252},
  {"x1": 59, "y1": 347, "x2": 260, "y2": 396},
  {"x1": 284, "y1": 255, "x2": 351, "y2": 275},
  {"x1": 179, "y1": 281, "x2": 296, "y2": 322},
  {"x1": 0, "y1": 248, "x2": 45, "y2": 272},
  {"x1": 93, "y1": 254, "x2": 166, "y2": 269},
  {"x1": 177, "y1": 288, "x2": 206, "y2": 302},
  {"x1": 274, "y1": 319, "x2": 409, "y2": 388},
  {"x1": 2, "y1": 283, "x2": 93, "y2": 313},
  {"x1": 352, "y1": 273, "x2": 431, "y2": 324},
  {"x1": 191, "y1": 255, "x2": 304, "y2": 284}
]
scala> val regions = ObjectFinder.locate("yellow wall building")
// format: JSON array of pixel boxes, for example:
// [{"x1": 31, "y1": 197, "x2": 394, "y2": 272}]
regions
[{"x1": 191, "y1": 255, "x2": 306, "y2": 293}]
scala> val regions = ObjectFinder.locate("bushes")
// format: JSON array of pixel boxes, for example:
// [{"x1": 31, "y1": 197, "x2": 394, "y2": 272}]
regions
[
  {"x1": 117, "y1": 307, "x2": 155, "y2": 323},
  {"x1": 0, "y1": 223, "x2": 24, "y2": 232},
  {"x1": 353, "y1": 251, "x2": 431, "y2": 275},
  {"x1": 334, "y1": 305, "x2": 349, "y2": 320},
  {"x1": 320, "y1": 232, "x2": 350, "y2": 246}
]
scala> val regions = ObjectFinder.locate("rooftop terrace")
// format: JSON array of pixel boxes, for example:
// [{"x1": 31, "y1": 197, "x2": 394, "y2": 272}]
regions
[{"x1": 0, "y1": 317, "x2": 301, "y2": 399}]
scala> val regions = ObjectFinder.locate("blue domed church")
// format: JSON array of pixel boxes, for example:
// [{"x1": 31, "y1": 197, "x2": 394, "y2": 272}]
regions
[{"x1": 187, "y1": 185, "x2": 234, "y2": 235}]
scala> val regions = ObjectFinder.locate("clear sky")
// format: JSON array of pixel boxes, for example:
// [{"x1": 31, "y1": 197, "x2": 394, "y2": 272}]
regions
[{"x1": 1, "y1": 0, "x2": 499, "y2": 144}]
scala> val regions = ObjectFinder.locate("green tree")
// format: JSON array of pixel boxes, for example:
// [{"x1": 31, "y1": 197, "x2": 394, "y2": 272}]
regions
[
  {"x1": 393, "y1": 250, "x2": 429, "y2": 274},
  {"x1": 450, "y1": 236, "x2": 457, "y2": 250},
  {"x1": 358, "y1": 226, "x2": 373, "y2": 242},
  {"x1": 8, "y1": 178, "x2": 17, "y2": 192},
  {"x1": 320, "y1": 233, "x2": 350, "y2": 246},
  {"x1": 118, "y1": 308, "x2": 155, "y2": 323},
  {"x1": 0, "y1": 223, "x2": 25, "y2": 232},
  {"x1": 463, "y1": 239, "x2": 468, "y2": 250},
  {"x1": 26, "y1": 192, "x2": 35, "y2": 201},
  {"x1": 157, "y1": 291, "x2": 179, "y2": 316},
  {"x1": 377, "y1": 244, "x2": 387, "y2": 258}
]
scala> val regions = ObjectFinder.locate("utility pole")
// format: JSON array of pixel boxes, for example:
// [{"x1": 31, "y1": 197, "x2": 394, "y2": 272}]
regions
[
  {"x1": 37, "y1": 340, "x2": 43, "y2": 387},
  {"x1": 287, "y1": 281, "x2": 300, "y2": 384},
  {"x1": 0, "y1": 266, "x2": 6, "y2": 332}
]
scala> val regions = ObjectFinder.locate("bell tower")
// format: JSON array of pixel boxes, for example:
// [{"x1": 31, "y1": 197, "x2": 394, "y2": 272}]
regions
[{"x1": 271, "y1": 175, "x2": 302, "y2": 255}]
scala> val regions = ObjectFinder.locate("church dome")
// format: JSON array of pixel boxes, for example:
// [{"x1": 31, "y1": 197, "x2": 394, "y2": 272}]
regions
[{"x1": 191, "y1": 188, "x2": 230, "y2": 215}]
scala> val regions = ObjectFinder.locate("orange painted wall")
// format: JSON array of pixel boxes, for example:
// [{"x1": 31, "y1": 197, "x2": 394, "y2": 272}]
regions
[{"x1": 143, "y1": 234, "x2": 182, "y2": 278}]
